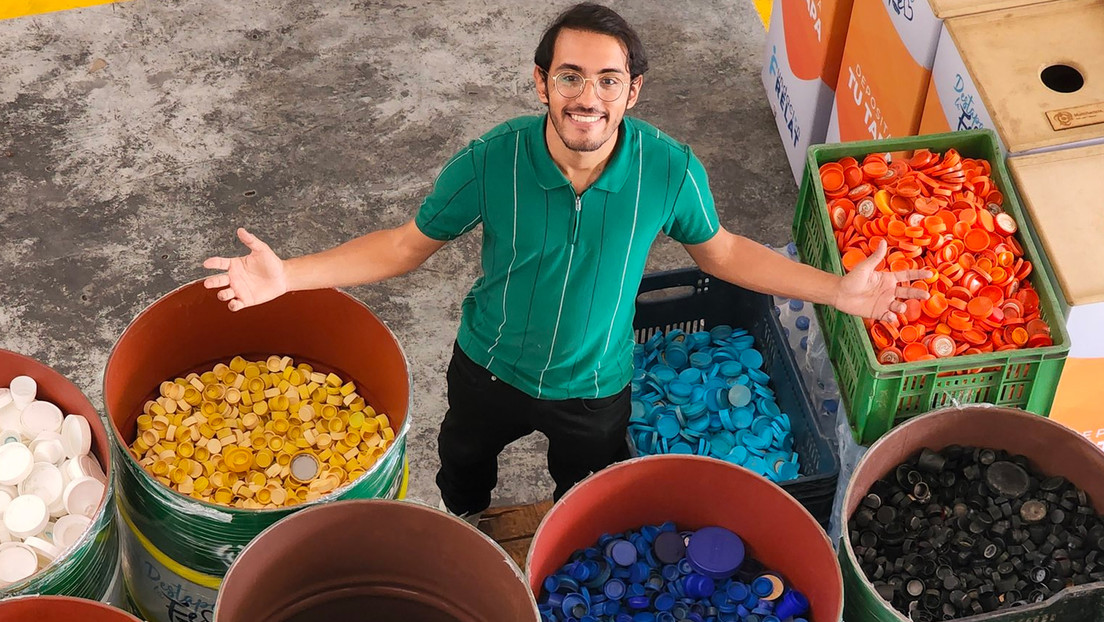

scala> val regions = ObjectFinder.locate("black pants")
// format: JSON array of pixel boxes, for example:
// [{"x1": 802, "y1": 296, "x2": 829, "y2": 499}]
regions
[{"x1": 436, "y1": 342, "x2": 632, "y2": 516}]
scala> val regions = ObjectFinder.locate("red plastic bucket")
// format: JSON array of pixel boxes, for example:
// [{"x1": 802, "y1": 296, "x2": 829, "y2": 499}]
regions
[
  {"x1": 0, "y1": 349, "x2": 117, "y2": 600},
  {"x1": 214, "y1": 499, "x2": 540, "y2": 622},
  {"x1": 0, "y1": 595, "x2": 142, "y2": 621},
  {"x1": 526, "y1": 455, "x2": 844, "y2": 621}
]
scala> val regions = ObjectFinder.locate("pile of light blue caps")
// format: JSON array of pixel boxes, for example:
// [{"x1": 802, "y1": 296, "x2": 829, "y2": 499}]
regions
[
  {"x1": 538, "y1": 521, "x2": 811, "y2": 622},
  {"x1": 629, "y1": 326, "x2": 801, "y2": 483}
]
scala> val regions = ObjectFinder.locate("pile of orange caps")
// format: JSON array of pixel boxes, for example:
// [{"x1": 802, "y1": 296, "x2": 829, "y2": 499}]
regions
[{"x1": 819, "y1": 148, "x2": 1054, "y2": 364}]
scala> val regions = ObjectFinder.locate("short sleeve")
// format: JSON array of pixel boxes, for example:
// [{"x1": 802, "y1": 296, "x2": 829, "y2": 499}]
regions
[
  {"x1": 663, "y1": 148, "x2": 720, "y2": 245},
  {"x1": 414, "y1": 145, "x2": 481, "y2": 241}
]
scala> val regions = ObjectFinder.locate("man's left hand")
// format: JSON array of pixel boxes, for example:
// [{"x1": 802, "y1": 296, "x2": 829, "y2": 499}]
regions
[{"x1": 835, "y1": 239, "x2": 931, "y2": 323}]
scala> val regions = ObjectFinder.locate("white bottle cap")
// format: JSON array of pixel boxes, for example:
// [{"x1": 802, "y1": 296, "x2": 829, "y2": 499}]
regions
[
  {"x1": 0, "y1": 522, "x2": 12, "y2": 544},
  {"x1": 51, "y1": 514, "x2": 91, "y2": 550},
  {"x1": 0, "y1": 389, "x2": 10, "y2": 410},
  {"x1": 30, "y1": 433, "x2": 65, "y2": 465},
  {"x1": 48, "y1": 493, "x2": 67, "y2": 519},
  {"x1": 0, "y1": 483, "x2": 16, "y2": 498},
  {"x1": 0, "y1": 429, "x2": 21, "y2": 445},
  {"x1": 19, "y1": 462, "x2": 64, "y2": 507},
  {"x1": 0, "y1": 542, "x2": 39, "y2": 584},
  {"x1": 0, "y1": 443, "x2": 34, "y2": 486},
  {"x1": 24, "y1": 536, "x2": 59, "y2": 566},
  {"x1": 68, "y1": 454, "x2": 107, "y2": 485},
  {"x1": 0, "y1": 408, "x2": 21, "y2": 436},
  {"x1": 0, "y1": 488, "x2": 11, "y2": 515},
  {"x1": 63, "y1": 477, "x2": 104, "y2": 518},
  {"x1": 60, "y1": 415, "x2": 92, "y2": 459},
  {"x1": 8, "y1": 376, "x2": 36, "y2": 411},
  {"x1": 4, "y1": 494, "x2": 48, "y2": 539},
  {"x1": 20, "y1": 401, "x2": 63, "y2": 437}
]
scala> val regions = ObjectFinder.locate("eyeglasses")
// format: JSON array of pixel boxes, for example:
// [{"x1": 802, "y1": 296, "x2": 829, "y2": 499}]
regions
[{"x1": 542, "y1": 69, "x2": 628, "y2": 102}]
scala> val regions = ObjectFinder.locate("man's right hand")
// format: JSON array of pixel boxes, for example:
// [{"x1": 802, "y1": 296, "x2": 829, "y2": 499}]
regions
[{"x1": 202, "y1": 228, "x2": 289, "y2": 312}]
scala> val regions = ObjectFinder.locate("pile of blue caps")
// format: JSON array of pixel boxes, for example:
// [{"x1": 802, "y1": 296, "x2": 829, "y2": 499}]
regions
[
  {"x1": 629, "y1": 326, "x2": 801, "y2": 482},
  {"x1": 538, "y1": 521, "x2": 811, "y2": 622}
]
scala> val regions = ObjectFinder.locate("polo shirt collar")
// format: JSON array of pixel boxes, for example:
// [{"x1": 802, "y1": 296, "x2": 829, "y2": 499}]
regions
[{"x1": 527, "y1": 114, "x2": 637, "y2": 194}]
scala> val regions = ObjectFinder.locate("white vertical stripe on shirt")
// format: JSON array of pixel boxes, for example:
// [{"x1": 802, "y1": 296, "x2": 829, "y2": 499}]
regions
[
  {"x1": 687, "y1": 170, "x2": 715, "y2": 234},
  {"x1": 537, "y1": 237, "x2": 577, "y2": 398},
  {"x1": 595, "y1": 130, "x2": 644, "y2": 390},
  {"x1": 486, "y1": 133, "x2": 521, "y2": 367}
]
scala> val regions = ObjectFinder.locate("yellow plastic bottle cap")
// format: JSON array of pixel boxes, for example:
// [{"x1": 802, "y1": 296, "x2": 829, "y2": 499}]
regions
[
  {"x1": 8, "y1": 376, "x2": 37, "y2": 410},
  {"x1": 18, "y1": 462, "x2": 64, "y2": 507},
  {"x1": 289, "y1": 453, "x2": 320, "y2": 483},
  {"x1": 20, "y1": 401, "x2": 63, "y2": 438},
  {"x1": 224, "y1": 447, "x2": 253, "y2": 473},
  {"x1": 62, "y1": 477, "x2": 104, "y2": 518},
  {"x1": 0, "y1": 541, "x2": 39, "y2": 583},
  {"x1": 24, "y1": 535, "x2": 59, "y2": 565},
  {"x1": 4, "y1": 494, "x2": 48, "y2": 539},
  {"x1": 52, "y1": 513, "x2": 92, "y2": 550},
  {"x1": 0, "y1": 443, "x2": 34, "y2": 487}
]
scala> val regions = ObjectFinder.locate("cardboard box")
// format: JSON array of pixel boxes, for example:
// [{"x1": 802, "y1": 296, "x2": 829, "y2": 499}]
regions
[
  {"x1": 762, "y1": 0, "x2": 855, "y2": 182},
  {"x1": 920, "y1": 0, "x2": 1104, "y2": 153},
  {"x1": 1009, "y1": 144, "x2": 1104, "y2": 447},
  {"x1": 826, "y1": 0, "x2": 943, "y2": 143},
  {"x1": 829, "y1": 0, "x2": 1061, "y2": 144}
]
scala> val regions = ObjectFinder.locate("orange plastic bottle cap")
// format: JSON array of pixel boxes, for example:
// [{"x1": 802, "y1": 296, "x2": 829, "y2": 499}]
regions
[
  {"x1": 993, "y1": 213, "x2": 1015, "y2": 235},
  {"x1": 929, "y1": 335, "x2": 956, "y2": 358}
]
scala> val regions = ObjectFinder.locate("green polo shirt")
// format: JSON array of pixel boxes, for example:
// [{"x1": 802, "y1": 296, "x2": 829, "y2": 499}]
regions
[{"x1": 415, "y1": 114, "x2": 720, "y2": 400}]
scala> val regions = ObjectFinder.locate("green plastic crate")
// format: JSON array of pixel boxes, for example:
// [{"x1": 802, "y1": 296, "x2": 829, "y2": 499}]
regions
[{"x1": 792, "y1": 130, "x2": 1070, "y2": 444}]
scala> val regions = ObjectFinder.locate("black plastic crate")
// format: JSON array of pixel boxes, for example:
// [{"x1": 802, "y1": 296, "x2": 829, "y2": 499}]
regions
[{"x1": 632, "y1": 268, "x2": 840, "y2": 528}]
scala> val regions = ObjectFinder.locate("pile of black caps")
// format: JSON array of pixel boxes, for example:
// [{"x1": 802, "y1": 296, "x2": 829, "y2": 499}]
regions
[{"x1": 849, "y1": 445, "x2": 1104, "y2": 620}]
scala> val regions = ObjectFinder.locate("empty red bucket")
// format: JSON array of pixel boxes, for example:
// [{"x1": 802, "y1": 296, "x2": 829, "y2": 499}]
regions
[
  {"x1": 526, "y1": 454, "x2": 844, "y2": 621},
  {"x1": 215, "y1": 499, "x2": 540, "y2": 622}
]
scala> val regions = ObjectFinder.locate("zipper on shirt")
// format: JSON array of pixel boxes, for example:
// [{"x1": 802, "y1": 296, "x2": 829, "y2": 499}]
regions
[{"x1": 570, "y1": 194, "x2": 582, "y2": 245}]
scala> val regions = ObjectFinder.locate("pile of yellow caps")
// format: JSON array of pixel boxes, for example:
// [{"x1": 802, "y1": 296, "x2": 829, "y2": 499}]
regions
[{"x1": 127, "y1": 355, "x2": 394, "y2": 509}]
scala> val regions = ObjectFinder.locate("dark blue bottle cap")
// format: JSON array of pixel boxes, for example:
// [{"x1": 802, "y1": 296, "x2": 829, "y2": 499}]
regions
[
  {"x1": 654, "y1": 593, "x2": 676, "y2": 611},
  {"x1": 543, "y1": 575, "x2": 561, "y2": 593},
  {"x1": 615, "y1": 614, "x2": 634, "y2": 622},
  {"x1": 610, "y1": 539, "x2": 638, "y2": 567},
  {"x1": 627, "y1": 594, "x2": 651, "y2": 610},
  {"x1": 632, "y1": 612, "x2": 656, "y2": 622},
  {"x1": 661, "y1": 564, "x2": 680, "y2": 581},
  {"x1": 775, "y1": 589, "x2": 810, "y2": 619},
  {"x1": 685, "y1": 573, "x2": 716, "y2": 599},
  {"x1": 562, "y1": 593, "x2": 589, "y2": 617},
  {"x1": 604, "y1": 578, "x2": 627, "y2": 600},
  {"x1": 653, "y1": 530, "x2": 687, "y2": 565},
  {"x1": 686, "y1": 527, "x2": 745, "y2": 580},
  {"x1": 546, "y1": 592, "x2": 564, "y2": 608},
  {"x1": 751, "y1": 576, "x2": 774, "y2": 598}
]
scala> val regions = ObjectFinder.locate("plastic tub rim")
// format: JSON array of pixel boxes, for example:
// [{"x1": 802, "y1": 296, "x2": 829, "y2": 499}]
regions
[
  {"x1": 213, "y1": 498, "x2": 539, "y2": 621},
  {"x1": 0, "y1": 347, "x2": 117, "y2": 595},
  {"x1": 840, "y1": 404, "x2": 1104, "y2": 621},
  {"x1": 524, "y1": 453, "x2": 843, "y2": 614},
  {"x1": 0, "y1": 594, "x2": 143, "y2": 621},
  {"x1": 101, "y1": 278, "x2": 414, "y2": 516}
]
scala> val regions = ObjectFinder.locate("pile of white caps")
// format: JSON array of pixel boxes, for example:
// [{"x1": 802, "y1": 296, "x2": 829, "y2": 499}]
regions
[{"x1": 0, "y1": 375, "x2": 106, "y2": 587}]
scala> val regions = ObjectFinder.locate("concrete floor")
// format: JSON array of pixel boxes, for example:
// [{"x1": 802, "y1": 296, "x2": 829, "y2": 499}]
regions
[{"x1": 0, "y1": 0, "x2": 797, "y2": 507}]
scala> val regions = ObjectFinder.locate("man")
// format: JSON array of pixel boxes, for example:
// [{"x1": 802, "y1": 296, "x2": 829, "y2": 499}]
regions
[{"x1": 203, "y1": 3, "x2": 927, "y2": 524}]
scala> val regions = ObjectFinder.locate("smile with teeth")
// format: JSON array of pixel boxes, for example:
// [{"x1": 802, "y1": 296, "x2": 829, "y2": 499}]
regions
[{"x1": 568, "y1": 112, "x2": 603, "y2": 123}]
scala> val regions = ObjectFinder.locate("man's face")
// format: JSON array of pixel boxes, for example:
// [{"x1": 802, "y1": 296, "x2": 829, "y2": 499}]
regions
[{"x1": 534, "y1": 28, "x2": 641, "y2": 153}]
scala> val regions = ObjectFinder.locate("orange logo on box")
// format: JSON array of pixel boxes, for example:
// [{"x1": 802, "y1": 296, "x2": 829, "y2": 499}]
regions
[
  {"x1": 782, "y1": 0, "x2": 828, "y2": 81},
  {"x1": 832, "y1": 0, "x2": 929, "y2": 141}
]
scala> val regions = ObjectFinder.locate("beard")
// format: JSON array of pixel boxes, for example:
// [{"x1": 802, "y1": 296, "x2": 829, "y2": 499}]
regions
[{"x1": 548, "y1": 106, "x2": 619, "y2": 152}]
